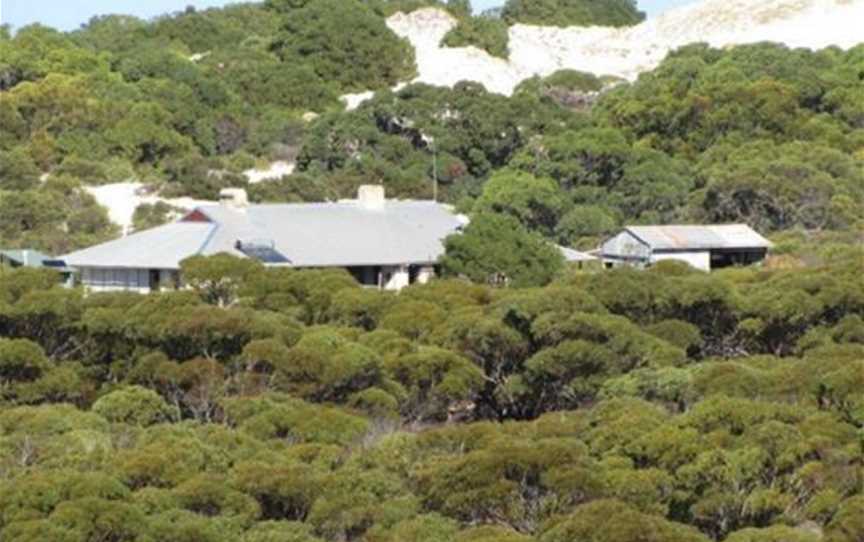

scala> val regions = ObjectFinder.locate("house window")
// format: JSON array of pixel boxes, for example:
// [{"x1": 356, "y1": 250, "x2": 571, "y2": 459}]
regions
[
  {"x1": 112, "y1": 269, "x2": 127, "y2": 287},
  {"x1": 92, "y1": 268, "x2": 106, "y2": 286}
]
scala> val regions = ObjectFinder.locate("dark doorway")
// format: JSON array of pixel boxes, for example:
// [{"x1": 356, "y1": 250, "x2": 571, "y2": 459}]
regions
[
  {"x1": 710, "y1": 249, "x2": 768, "y2": 269},
  {"x1": 346, "y1": 266, "x2": 381, "y2": 287},
  {"x1": 149, "y1": 269, "x2": 161, "y2": 291}
]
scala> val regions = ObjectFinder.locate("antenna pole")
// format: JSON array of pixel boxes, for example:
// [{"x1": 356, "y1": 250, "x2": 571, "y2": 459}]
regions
[{"x1": 432, "y1": 138, "x2": 438, "y2": 202}]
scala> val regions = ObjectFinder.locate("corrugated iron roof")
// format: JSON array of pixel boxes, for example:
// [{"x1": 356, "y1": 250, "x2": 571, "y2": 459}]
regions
[
  {"x1": 62, "y1": 200, "x2": 467, "y2": 269},
  {"x1": 625, "y1": 224, "x2": 772, "y2": 250}
]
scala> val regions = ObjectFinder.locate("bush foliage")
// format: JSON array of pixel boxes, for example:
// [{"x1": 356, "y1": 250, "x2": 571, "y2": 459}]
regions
[
  {"x1": 0, "y1": 248, "x2": 862, "y2": 540},
  {"x1": 502, "y1": 0, "x2": 646, "y2": 27}
]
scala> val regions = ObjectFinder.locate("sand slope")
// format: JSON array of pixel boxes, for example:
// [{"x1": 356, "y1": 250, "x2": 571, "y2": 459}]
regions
[{"x1": 380, "y1": 0, "x2": 864, "y2": 97}]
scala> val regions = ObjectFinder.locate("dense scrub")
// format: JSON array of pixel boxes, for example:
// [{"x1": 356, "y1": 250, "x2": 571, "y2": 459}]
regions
[
  {"x1": 442, "y1": 0, "x2": 646, "y2": 59},
  {"x1": 442, "y1": 15, "x2": 510, "y2": 59},
  {"x1": 501, "y1": 0, "x2": 646, "y2": 27},
  {"x1": 280, "y1": 43, "x2": 864, "y2": 249},
  {"x1": 0, "y1": 240, "x2": 862, "y2": 541}
]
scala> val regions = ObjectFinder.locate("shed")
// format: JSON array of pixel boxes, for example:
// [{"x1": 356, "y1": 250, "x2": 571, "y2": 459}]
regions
[{"x1": 599, "y1": 224, "x2": 772, "y2": 271}]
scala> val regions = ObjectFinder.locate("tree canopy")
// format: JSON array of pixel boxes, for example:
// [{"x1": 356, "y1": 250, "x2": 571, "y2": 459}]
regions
[
  {"x1": 0, "y1": 252, "x2": 862, "y2": 540},
  {"x1": 502, "y1": 0, "x2": 645, "y2": 27}
]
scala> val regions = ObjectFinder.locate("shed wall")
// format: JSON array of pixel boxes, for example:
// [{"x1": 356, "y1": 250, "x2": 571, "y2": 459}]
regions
[{"x1": 601, "y1": 231, "x2": 651, "y2": 261}]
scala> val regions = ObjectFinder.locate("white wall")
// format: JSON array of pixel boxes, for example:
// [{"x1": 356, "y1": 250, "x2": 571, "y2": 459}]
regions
[
  {"x1": 383, "y1": 265, "x2": 410, "y2": 291},
  {"x1": 651, "y1": 251, "x2": 711, "y2": 271},
  {"x1": 416, "y1": 266, "x2": 435, "y2": 285}
]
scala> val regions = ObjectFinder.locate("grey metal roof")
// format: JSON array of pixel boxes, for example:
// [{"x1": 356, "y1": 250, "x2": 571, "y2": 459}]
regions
[
  {"x1": 625, "y1": 224, "x2": 772, "y2": 251},
  {"x1": 63, "y1": 222, "x2": 215, "y2": 269},
  {"x1": 199, "y1": 201, "x2": 467, "y2": 266},
  {"x1": 62, "y1": 200, "x2": 467, "y2": 269}
]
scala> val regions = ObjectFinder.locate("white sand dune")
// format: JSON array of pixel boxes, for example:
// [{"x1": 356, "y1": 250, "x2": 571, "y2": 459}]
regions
[
  {"x1": 244, "y1": 160, "x2": 295, "y2": 184},
  {"x1": 345, "y1": 0, "x2": 864, "y2": 106}
]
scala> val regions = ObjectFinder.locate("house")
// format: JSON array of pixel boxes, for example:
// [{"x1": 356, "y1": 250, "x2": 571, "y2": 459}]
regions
[
  {"x1": 599, "y1": 224, "x2": 772, "y2": 272},
  {"x1": 61, "y1": 186, "x2": 469, "y2": 293}
]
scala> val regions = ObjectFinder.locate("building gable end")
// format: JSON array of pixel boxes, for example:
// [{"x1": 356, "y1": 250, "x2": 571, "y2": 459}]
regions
[{"x1": 181, "y1": 209, "x2": 213, "y2": 223}]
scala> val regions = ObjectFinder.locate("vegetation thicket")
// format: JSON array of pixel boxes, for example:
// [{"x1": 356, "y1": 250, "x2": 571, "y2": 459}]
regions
[
  {"x1": 441, "y1": 15, "x2": 511, "y2": 59},
  {"x1": 441, "y1": 0, "x2": 646, "y2": 57},
  {"x1": 501, "y1": 0, "x2": 646, "y2": 27},
  {"x1": 0, "y1": 4, "x2": 862, "y2": 539},
  {"x1": 0, "y1": 242, "x2": 861, "y2": 541}
]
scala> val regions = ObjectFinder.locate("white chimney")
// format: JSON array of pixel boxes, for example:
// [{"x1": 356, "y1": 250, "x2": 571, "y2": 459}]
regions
[
  {"x1": 357, "y1": 184, "x2": 385, "y2": 210},
  {"x1": 219, "y1": 188, "x2": 249, "y2": 210}
]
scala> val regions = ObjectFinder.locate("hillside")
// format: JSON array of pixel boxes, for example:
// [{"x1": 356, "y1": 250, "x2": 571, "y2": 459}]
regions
[
  {"x1": 377, "y1": 0, "x2": 864, "y2": 97},
  {"x1": 1, "y1": 0, "x2": 863, "y2": 253}
]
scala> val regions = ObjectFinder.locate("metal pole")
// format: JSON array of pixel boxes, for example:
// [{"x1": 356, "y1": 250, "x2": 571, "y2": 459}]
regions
[{"x1": 432, "y1": 138, "x2": 438, "y2": 202}]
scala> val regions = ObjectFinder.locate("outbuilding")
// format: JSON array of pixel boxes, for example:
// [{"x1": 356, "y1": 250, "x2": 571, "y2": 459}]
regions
[{"x1": 599, "y1": 224, "x2": 772, "y2": 272}]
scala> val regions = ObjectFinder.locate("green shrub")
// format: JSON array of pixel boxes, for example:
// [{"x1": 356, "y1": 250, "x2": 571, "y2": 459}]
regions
[{"x1": 442, "y1": 17, "x2": 509, "y2": 59}]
